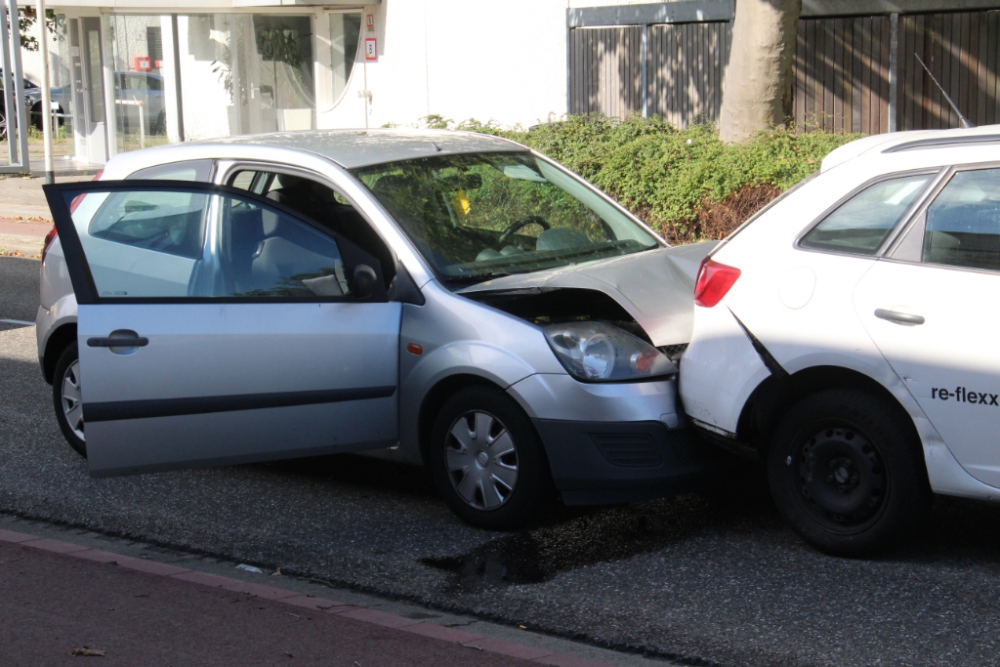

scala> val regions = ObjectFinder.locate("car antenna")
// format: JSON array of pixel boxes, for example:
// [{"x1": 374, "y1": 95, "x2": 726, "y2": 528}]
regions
[{"x1": 915, "y1": 53, "x2": 974, "y2": 128}]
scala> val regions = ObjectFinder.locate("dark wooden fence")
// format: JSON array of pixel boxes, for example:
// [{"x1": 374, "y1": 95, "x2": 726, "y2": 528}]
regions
[
  {"x1": 568, "y1": 22, "x2": 730, "y2": 126},
  {"x1": 794, "y1": 16, "x2": 891, "y2": 135},
  {"x1": 648, "y1": 22, "x2": 730, "y2": 128},
  {"x1": 569, "y1": 27, "x2": 643, "y2": 120},
  {"x1": 569, "y1": 7, "x2": 1000, "y2": 135},
  {"x1": 899, "y1": 11, "x2": 1000, "y2": 130}
]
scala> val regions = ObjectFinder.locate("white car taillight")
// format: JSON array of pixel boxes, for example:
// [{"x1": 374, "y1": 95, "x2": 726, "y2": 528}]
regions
[{"x1": 694, "y1": 257, "x2": 741, "y2": 308}]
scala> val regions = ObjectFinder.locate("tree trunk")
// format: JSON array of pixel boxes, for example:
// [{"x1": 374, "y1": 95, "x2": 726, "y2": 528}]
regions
[{"x1": 718, "y1": 0, "x2": 801, "y2": 143}]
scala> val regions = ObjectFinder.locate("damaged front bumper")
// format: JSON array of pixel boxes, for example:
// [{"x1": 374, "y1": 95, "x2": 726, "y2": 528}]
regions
[{"x1": 507, "y1": 373, "x2": 720, "y2": 505}]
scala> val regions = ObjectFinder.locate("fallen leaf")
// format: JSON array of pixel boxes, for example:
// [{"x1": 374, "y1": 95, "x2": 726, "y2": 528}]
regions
[{"x1": 70, "y1": 647, "x2": 105, "y2": 656}]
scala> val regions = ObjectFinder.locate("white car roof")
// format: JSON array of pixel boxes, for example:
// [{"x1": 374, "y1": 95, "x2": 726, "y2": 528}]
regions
[{"x1": 822, "y1": 124, "x2": 1000, "y2": 176}]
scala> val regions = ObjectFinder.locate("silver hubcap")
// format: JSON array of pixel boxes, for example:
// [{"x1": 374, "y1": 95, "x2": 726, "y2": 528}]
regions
[
  {"x1": 61, "y1": 360, "x2": 85, "y2": 442},
  {"x1": 445, "y1": 410, "x2": 518, "y2": 511}
]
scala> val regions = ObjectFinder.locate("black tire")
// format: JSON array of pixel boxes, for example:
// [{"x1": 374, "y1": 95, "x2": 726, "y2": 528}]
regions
[
  {"x1": 429, "y1": 385, "x2": 553, "y2": 530},
  {"x1": 0, "y1": 109, "x2": 7, "y2": 141},
  {"x1": 768, "y1": 388, "x2": 930, "y2": 556},
  {"x1": 53, "y1": 342, "x2": 87, "y2": 457},
  {"x1": 154, "y1": 111, "x2": 166, "y2": 135}
]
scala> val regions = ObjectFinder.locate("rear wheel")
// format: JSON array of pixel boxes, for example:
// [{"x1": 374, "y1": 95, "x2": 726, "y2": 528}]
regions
[
  {"x1": 53, "y1": 342, "x2": 86, "y2": 457},
  {"x1": 429, "y1": 385, "x2": 552, "y2": 530},
  {"x1": 768, "y1": 389, "x2": 930, "y2": 556}
]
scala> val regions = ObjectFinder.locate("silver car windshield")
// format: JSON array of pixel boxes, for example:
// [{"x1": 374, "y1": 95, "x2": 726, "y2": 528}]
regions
[{"x1": 352, "y1": 152, "x2": 660, "y2": 281}]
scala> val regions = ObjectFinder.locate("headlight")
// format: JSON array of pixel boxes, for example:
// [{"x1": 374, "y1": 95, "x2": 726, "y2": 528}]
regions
[{"x1": 543, "y1": 322, "x2": 677, "y2": 382}]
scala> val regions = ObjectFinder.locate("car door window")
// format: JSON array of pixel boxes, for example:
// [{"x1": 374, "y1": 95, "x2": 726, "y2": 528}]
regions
[
  {"x1": 799, "y1": 173, "x2": 934, "y2": 255},
  {"x1": 220, "y1": 196, "x2": 352, "y2": 298},
  {"x1": 227, "y1": 169, "x2": 396, "y2": 286},
  {"x1": 923, "y1": 168, "x2": 1000, "y2": 272},
  {"x1": 128, "y1": 159, "x2": 214, "y2": 181},
  {"x1": 61, "y1": 185, "x2": 380, "y2": 301}
]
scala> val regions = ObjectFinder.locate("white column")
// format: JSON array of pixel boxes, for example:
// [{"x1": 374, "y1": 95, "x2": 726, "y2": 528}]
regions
[
  {"x1": 36, "y1": 0, "x2": 54, "y2": 181},
  {"x1": 100, "y1": 12, "x2": 117, "y2": 157}
]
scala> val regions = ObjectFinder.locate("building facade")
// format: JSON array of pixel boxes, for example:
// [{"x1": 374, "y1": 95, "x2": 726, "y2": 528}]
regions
[{"x1": 24, "y1": 0, "x2": 1000, "y2": 168}]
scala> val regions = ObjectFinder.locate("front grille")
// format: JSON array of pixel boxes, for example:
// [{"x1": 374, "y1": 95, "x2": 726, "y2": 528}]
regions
[
  {"x1": 658, "y1": 343, "x2": 688, "y2": 361},
  {"x1": 591, "y1": 433, "x2": 663, "y2": 468}
]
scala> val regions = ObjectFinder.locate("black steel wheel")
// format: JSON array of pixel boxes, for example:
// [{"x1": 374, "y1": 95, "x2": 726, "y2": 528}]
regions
[
  {"x1": 429, "y1": 385, "x2": 553, "y2": 530},
  {"x1": 768, "y1": 388, "x2": 930, "y2": 556}
]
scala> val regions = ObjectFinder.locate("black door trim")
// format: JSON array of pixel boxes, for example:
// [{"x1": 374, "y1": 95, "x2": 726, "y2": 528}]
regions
[{"x1": 84, "y1": 386, "x2": 397, "y2": 423}]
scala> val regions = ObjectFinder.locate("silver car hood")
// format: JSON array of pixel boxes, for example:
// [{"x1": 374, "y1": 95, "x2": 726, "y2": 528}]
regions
[{"x1": 457, "y1": 241, "x2": 718, "y2": 347}]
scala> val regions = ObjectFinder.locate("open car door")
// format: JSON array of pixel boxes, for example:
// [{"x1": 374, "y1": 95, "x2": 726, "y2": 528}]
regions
[{"x1": 45, "y1": 180, "x2": 400, "y2": 477}]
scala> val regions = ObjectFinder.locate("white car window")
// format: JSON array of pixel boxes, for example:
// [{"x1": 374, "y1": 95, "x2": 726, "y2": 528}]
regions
[
  {"x1": 800, "y1": 173, "x2": 933, "y2": 255},
  {"x1": 922, "y1": 168, "x2": 1000, "y2": 272},
  {"x1": 67, "y1": 188, "x2": 350, "y2": 300}
]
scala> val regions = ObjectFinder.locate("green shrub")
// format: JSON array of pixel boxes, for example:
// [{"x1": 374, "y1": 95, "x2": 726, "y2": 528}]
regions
[{"x1": 442, "y1": 115, "x2": 860, "y2": 243}]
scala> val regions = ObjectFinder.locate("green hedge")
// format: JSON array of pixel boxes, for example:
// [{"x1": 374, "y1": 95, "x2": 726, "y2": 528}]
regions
[{"x1": 447, "y1": 116, "x2": 861, "y2": 243}]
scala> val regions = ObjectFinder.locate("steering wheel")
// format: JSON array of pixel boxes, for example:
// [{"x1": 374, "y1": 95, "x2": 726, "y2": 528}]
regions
[{"x1": 497, "y1": 215, "x2": 551, "y2": 246}]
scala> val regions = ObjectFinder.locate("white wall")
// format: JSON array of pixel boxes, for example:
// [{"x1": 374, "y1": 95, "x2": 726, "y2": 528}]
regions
[{"x1": 320, "y1": 0, "x2": 570, "y2": 130}]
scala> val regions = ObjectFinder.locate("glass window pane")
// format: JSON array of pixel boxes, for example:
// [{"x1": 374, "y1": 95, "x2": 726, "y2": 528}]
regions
[
  {"x1": 331, "y1": 13, "x2": 361, "y2": 102},
  {"x1": 65, "y1": 188, "x2": 348, "y2": 300},
  {"x1": 108, "y1": 14, "x2": 172, "y2": 153},
  {"x1": 800, "y1": 174, "x2": 932, "y2": 255},
  {"x1": 128, "y1": 159, "x2": 214, "y2": 181},
  {"x1": 230, "y1": 170, "x2": 256, "y2": 190},
  {"x1": 67, "y1": 188, "x2": 208, "y2": 298},
  {"x1": 222, "y1": 199, "x2": 348, "y2": 298},
  {"x1": 924, "y1": 168, "x2": 1000, "y2": 272}
]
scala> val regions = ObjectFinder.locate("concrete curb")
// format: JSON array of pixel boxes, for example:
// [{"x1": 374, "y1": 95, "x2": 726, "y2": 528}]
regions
[{"x1": 0, "y1": 527, "x2": 613, "y2": 667}]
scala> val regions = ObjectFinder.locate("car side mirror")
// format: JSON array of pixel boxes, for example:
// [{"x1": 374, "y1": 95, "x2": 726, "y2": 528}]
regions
[{"x1": 353, "y1": 264, "x2": 377, "y2": 301}]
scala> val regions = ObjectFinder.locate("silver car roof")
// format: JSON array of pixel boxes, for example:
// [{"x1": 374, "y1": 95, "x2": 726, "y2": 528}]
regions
[{"x1": 195, "y1": 128, "x2": 526, "y2": 169}]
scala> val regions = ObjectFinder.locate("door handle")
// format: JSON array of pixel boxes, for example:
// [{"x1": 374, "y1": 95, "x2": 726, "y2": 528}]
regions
[
  {"x1": 87, "y1": 332, "x2": 149, "y2": 348},
  {"x1": 874, "y1": 308, "x2": 925, "y2": 326}
]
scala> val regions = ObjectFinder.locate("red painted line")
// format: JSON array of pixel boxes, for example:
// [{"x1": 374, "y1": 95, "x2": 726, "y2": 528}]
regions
[
  {"x1": 0, "y1": 219, "x2": 50, "y2": 237},
  {"x1": 335, "y1": 606, "x2": 425, "y2": 629},
  {"x1": 113, "y1": 554, "x2": 192, "y2": 577},
  {"x1": 534, "y1": 654, "x2": 619, "y2": 667},
  {"x1": 20, "y1": 538, "x2": 90, "y2": 554},
  {"x1": 462, "y1": 636, "x2": 554, "y2": 661},
  {"x1": 280, "y1": 594, "x2": 348, "y2": 611},
  {"x1": 69, "y1": 549, "x2": 122, "y2": 564},
  {"x1": 398, "y1": 621, "x2": 484, "y2": 644},
  {"x1": 170, "y1": 570, "x2": 245, "y2": 588},
  {"x1": 0, "y1": 528, "x2": 42, "y2": 543}
]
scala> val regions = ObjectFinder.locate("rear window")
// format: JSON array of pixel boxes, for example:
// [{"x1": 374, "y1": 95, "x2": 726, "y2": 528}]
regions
[{"x1": 800, "y1": 173, "x2": 934, "y2": 255}]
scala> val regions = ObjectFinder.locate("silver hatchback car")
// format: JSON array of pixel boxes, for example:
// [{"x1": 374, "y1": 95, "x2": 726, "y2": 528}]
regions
[{"x1": 37, "y1": 129, "x2": 715, "y2": 529}]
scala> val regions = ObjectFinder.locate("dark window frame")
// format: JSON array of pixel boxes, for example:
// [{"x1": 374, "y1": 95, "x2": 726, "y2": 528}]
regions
[{"x1": 43, "y1": 179, "x2": 387, "y2": 306}]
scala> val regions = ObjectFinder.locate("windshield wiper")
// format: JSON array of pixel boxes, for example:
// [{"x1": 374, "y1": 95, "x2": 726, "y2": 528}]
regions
[{"x1": 442, "y1": 271, "x2": 511, "y2": 284}]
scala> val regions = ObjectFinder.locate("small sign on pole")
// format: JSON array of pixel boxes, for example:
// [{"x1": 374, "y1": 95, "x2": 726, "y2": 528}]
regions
[{"x1": 365, "y1": 38, "x2": 377, "y2": 61}]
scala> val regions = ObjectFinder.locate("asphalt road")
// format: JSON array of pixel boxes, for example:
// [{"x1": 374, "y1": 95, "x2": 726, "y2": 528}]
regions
[
  {"x1": 0, "y1": 256, "x2": 41, "y2": 322},
  {"x1": 4, "y1": 255, "x2": 1000, "y2": 667}
]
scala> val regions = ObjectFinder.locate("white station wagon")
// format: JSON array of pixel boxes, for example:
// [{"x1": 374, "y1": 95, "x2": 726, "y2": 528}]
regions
[{"x1": 682, "y1": 125, "x2": 1000, "y2": 555}]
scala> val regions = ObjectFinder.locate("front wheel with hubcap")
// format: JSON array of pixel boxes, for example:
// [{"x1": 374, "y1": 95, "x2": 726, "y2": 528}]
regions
[
  {"x1": 430, "y1": 385, "x2": 552, "y2": 530},
  {"x1": 768, "y1": 388, "x2": 930, "y2": 556},
  {"x1": 53, "y1": 342, "x2": 87, "y2": 457}
]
